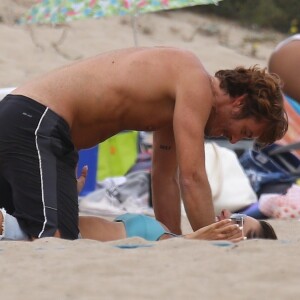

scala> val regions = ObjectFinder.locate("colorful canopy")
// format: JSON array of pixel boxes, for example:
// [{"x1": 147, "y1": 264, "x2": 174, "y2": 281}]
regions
[{"x1": 22, "y1": 0, "x2": 222, "y2": 24}]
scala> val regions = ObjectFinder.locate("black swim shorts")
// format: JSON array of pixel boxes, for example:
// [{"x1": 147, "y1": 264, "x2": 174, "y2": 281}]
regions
[{"x1": 0, "y1": 95, "x2": 79, "y2": 239}]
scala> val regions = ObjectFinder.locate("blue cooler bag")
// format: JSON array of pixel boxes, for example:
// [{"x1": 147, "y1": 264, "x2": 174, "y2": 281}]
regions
[{"x1": 239, "y1": 144, "x2": 298, "y2": 193}]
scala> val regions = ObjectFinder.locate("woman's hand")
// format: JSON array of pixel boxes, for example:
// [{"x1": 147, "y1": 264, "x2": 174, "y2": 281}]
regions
[
  {"x1": 184, "y1": 219, "x2": 243, "y2": 242},
  {"x1": 77, "y1": 165, "x2": 88, "y2": 194}
]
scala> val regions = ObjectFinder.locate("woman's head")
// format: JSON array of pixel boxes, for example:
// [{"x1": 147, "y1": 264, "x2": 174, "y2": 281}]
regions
[
  {"x1": 215, "y1": 66, "x2": 288, "y2": 147},
  {"x1": 218, "y1": 209, "x2": 277, "y2": 240}
]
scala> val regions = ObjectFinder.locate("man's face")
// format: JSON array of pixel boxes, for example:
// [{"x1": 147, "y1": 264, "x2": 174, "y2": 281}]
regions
[
  {"x1": 206, "y1": 115, "x2": 266, "y2": 144},
  {"x1": 217, "y1": 209, "x2": 264, "y2": 239},
  {"x1": 205, "y1": 93, "x2": 267, "y2": 144}
]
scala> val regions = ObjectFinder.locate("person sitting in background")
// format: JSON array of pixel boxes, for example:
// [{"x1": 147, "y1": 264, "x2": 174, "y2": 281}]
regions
[
  {"x1": 268, "y1": 34, "x2": 300, "y2": 157},
  {"x1": 268, "y1": 34, "x2": 300, "y2": 104}
]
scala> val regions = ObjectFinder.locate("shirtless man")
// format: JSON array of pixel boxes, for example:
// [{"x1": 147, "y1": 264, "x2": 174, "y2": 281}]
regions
[{"x1": 0, "y1": 47, "x2": 287, "y2": 240}]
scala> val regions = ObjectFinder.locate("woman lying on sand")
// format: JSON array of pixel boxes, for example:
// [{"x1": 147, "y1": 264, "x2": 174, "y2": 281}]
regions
[
  {"x1": 0, "y1": 208, "x2": 276, "y2": 242},
  {"x1": 78, "y1": 210, "x2": 277, "y2": 242},
  {"x1": 0, "y1": 167, "x2": 277, "y2": 242}
]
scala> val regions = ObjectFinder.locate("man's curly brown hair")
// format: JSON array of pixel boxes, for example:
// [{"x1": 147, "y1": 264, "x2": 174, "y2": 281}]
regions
[{"x1": 215, "y1": 66, "x2": 288, "y2": 147}]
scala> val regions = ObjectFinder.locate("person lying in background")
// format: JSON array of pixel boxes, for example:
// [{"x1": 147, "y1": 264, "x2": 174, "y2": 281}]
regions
[{"x1": 268, "y1": 34, "x2": 300, "y2": 104}]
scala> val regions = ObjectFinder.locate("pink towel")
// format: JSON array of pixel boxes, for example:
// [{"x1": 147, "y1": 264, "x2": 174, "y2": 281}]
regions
[{"x1": 259, "y1": 184, "x2": 300, "y2": 219}]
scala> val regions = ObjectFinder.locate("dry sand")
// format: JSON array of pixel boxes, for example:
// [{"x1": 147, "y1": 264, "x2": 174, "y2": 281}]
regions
[
  {"x1": 0, "y1": 0, "x2": 285, "y2": 87},
  {"x1": 0, "y1": 2, "x2": 299, "y2": 300}
]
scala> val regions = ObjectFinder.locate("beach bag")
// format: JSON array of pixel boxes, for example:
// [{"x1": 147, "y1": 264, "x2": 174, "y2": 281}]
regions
[
  {"x1": 261, "y1": 143, "x2": 300, "y2": 175},
  {"x1": 204, "y1": 142, "x2": 258, "y2": 215},
  {"x1": 239, "y1": 144, "x2": 298, "y2": 194}
]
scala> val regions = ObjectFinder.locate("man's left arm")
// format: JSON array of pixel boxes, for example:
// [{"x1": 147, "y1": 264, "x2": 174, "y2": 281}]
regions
[{"x1": 174, "y1": 68, "x2": 216, "y2": 230}]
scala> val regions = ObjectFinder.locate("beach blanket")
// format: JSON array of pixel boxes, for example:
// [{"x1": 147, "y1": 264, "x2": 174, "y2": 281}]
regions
[{"x1": 79, "y1": 171, "x2": 154, "y2": 216}]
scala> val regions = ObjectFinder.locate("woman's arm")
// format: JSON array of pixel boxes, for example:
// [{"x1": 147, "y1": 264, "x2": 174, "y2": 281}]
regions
[{"x1": 183, "y1": 219, "x2": 243, "y2": 242}]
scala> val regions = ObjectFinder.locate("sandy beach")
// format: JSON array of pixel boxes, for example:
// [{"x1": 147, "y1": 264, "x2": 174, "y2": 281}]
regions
[
  {"x1": 0, "y1": 2, "x2": 300, "y2": 300},
  {"x1": 0, "y1": 218, "x2": 300, "y2": 300},
  {"x1": 0, "y1": 0, "x2": 285, "y2": 87}
]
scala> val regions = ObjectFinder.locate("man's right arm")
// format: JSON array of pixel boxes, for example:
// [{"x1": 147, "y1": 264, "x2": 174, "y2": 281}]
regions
[{"x1": 151, "y1": 127, "x2": 182, "y2": 234}]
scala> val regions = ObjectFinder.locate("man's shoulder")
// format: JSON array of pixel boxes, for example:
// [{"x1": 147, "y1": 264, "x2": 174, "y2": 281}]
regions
[
  {"x1": 154, "y1": 47, "x2": 205, "y2": 72},
  {"x1": 153, "y1": 46, "x2": 199, "y2": 59},
  {"x1": 118, "y1": 46, "x2": 201, "y2": 66}
]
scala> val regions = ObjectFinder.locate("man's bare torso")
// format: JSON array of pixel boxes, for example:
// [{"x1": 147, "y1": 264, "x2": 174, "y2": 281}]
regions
[{"x1": 13, "y1": 47, "x2": 208, "y2": 149}]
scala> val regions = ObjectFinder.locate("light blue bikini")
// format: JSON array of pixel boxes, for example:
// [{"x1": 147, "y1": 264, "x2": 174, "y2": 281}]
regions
[{"x1": 114, "y1": 213, "x2": 179, "y2": 241}]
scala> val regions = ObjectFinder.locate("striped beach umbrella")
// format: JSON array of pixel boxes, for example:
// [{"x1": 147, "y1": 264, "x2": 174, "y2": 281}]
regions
[{"x1": 22, "y1": 0, "x2": 222, "y2": 45}]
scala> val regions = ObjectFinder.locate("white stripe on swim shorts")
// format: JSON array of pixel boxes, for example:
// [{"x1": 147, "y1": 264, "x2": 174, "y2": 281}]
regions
[{"x1": 35, "y1": 107, "x2": 49, "y2": 238}]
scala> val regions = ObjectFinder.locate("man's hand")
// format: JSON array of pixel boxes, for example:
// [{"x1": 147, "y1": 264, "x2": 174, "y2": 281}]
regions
[{"x1": 77, "y1": 165, "x2": 88, "y2": 194}]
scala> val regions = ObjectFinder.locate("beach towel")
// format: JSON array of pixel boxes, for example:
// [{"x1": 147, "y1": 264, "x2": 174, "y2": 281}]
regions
[
  {"x1": 204, "y1": 142, "x2": 257, "y2": 215},
  {"x1": 79, "y1": 171, "x2": 153, "y2": 216},
  {"x1": 277, "y1": 95, "x2": 300, "y2": 157}
]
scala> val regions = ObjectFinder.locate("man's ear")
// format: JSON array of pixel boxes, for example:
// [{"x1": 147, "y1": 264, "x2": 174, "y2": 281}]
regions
[{"x1": 233, "y1": 94, "x2": 246, "y2": 108}]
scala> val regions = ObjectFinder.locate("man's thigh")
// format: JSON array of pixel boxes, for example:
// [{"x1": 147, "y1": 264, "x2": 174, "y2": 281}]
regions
[{"x1": 0, "y1": 95, "x2": 79, "y2": 239}]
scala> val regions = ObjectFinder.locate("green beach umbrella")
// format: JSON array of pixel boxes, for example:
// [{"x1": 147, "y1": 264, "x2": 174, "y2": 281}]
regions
[{"x1": 22, "y1": 0, "x2": 222, "y2": 45}]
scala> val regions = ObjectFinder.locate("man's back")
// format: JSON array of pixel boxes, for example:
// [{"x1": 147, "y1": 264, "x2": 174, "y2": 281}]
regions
[{"x1": 13, "y1": 47, "x2": 207, "y2": 149}]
